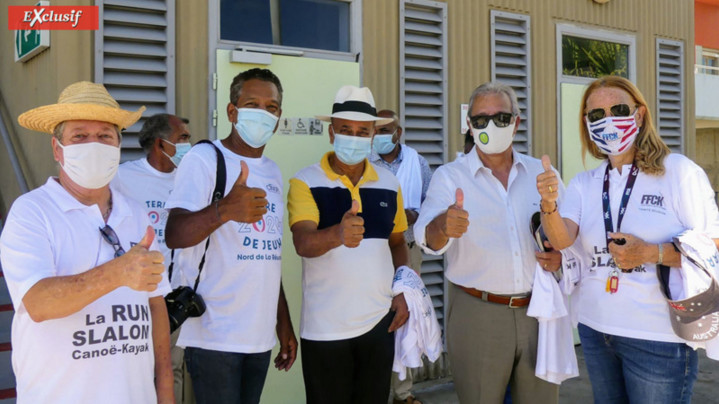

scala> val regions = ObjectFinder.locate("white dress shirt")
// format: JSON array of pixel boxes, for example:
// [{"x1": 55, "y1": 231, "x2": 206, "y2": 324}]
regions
[{"x1": 414, "y1": 148, "x2": 564, "y2": 295}]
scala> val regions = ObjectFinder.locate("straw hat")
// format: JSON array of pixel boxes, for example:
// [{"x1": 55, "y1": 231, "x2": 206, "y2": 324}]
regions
[
  {"x1": 18, "y1": 81, "x2": 145, "y2": 134},
  {"x1": 316, "y1": 85, "x2": 393, "y2": 125}
]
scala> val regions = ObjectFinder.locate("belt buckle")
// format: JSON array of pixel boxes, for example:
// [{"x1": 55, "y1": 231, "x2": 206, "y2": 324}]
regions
[{"x1": 508, "y1": 296, "x2": 523, "y2": 309}]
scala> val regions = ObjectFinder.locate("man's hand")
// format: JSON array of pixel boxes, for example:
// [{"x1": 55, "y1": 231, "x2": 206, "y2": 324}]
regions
[
  {"x1": 338, "y1": 200, "x2": 364, "y2": 248},
  {"x1": 442, "y1": 188, "x2": 469, "y2": 238},
  {"x1": 405, "y1": 208, "x2": 419, "y2": 226},
  {"x1": 274, "y1": 325, "x2": 298, "y2": 372},
  {"x1": 217, "y1": 160, "x2": 268, "y2": 224},
  {"x1": 536, "y1": 155, "x2": 560, "y2": 207},
  {"x1": 536, "y1": 247, "x2": 562, "y2": 272},
  {"x1": 117, "y1": 226, "x2": 165, "y2": 292},
  {"x1": 388, "y1": 293, "x2": 409, "y2": 332}
]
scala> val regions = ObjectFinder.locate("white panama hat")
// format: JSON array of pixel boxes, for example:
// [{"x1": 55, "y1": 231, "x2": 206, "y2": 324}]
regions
[{"x1": 316, "y1": 85, "x2": 393, "y2": 125}]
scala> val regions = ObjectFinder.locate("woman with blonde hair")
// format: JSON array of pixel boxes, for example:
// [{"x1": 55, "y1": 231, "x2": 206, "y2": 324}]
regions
[{"x1": 536, "y1": 76, "x2": 719, "y2": 403}]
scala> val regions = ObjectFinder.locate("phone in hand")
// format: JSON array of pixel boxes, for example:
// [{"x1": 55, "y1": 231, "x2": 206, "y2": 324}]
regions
[{"x1": 531, "y1": 211, "x2": 561, "y2": 281}]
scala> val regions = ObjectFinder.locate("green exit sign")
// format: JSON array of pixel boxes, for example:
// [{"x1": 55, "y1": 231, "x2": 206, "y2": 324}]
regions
[{"x1": 14, "y1": 1, "x2": 50, "y2": 63}]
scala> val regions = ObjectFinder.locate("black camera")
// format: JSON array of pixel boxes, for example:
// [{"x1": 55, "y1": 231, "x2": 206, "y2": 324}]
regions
[{"x1": 165, "y1": 286, "x2": 206, "y2": 333}]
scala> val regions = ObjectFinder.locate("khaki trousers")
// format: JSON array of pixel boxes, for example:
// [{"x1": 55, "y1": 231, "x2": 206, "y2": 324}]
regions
[{"x1": 446, "y1": 283, "x2": 558, "y2": 404}]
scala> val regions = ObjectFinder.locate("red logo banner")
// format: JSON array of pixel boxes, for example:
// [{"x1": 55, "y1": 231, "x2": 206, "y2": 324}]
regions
[{"x1": 8, "y1": 6, "x2": 99, "y2": 30}]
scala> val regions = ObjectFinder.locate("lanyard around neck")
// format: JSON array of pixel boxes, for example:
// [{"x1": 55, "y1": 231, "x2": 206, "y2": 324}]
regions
[{"x1": 602, "y1": 162, "x2": 639, "y2": 248}]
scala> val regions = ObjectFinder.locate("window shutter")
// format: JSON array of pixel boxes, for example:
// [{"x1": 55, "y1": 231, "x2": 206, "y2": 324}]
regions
[
  {"x1": 400, "y1": 0, "x2": 447, "y2": 327},
  {"x1": 95, "y1": 0, "x2": 176, "y2": 161},
  {"x1": 490, "y1": 10, "x2": 531, "y2": 154},
  {"x1": 656, "y1": 39, "x2": 684, "y2": 153}
]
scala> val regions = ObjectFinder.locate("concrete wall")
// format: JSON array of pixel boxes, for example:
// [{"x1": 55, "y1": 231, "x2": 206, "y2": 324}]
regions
[
  {"x1": 175, "y1": 1, "x2": 209, "y2": 140},
  {"x1": 0, "y1": 0, "x2": 93, "y2": 214}
]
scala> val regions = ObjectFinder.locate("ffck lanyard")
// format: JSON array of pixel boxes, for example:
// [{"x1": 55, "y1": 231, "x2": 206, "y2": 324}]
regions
[{"x1": 602, "y1": 162, "x2": 638, "y2": 248}]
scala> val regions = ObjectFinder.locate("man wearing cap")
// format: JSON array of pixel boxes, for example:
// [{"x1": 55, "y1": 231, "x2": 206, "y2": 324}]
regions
[
  {"x1": 0, "y1": 81, "x2": 173, "y2": 403},
  {"x1": 369, "y1": 109, "x2": 431, "y2": 404},
  {"x1": 414, "y1": 81, "x2": 562, "y2": 403},
  {"x1": 112, "y1": 113, "x2": 193, "y2": 404},
  {"x1": 287, "y1": 85, "x2": 410, "y2": 403},
  {"x1": 164, "y1": 68, "x2": 296, "y2": 404}
]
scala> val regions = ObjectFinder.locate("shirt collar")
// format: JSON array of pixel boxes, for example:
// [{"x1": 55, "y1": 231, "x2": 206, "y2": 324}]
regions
[
  {"x1": 44, "y1": 177, "x2": 132, "y2": 220},
  {"x1": 464, "y1": 147, "x2": 526, "y2": 175},
  {"x1": 320, "y1": 152, "x2": 379, "y2": 184}
]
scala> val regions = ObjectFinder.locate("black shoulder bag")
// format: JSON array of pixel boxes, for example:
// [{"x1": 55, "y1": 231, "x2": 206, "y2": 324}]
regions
[{"x1": 165, "y1": 140, "x2": 226, "y2": 333}]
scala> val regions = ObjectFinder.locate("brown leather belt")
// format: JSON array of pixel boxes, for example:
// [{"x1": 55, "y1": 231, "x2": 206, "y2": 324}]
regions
[{"x1": 459, "y1": 285, "x2": 531, "y2": 308}]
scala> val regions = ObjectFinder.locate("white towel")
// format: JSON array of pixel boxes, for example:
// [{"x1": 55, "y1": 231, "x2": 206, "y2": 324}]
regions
[
  {"x1": 391, "y1": 266, "x2": 443, "y2": 380},
  {"x1": 527, "y1": 263, "x2": 579, "y2": 384}
]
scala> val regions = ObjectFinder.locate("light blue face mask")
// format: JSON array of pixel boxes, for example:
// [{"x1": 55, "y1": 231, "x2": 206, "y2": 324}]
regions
[
  {"x1": 235, "y1": 108, "x2": 279, "y2": 148},
  {"x1": 333, "y1": 133, "x2": 372, "y2": 165},
  {"x1": 162, "y1": 140, "x2": 192, "y2": 167},
  {"x1": 372, "y1": 133, "x2": 396, "y2": 155}
]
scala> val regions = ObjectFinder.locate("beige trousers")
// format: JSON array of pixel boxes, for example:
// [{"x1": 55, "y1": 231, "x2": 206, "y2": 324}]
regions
[{"x1": 446, "y1": 283, "x2": 558, "y2": 404}]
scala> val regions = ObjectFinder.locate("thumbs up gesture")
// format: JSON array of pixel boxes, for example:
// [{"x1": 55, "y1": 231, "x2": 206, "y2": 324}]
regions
[
  {"x1": 118, "y1": 226, "x2": 165, "y2": 292},
  {"x1": 536, "y1": 155, "x2": 559, "y2": 204},
  {"x1": 443, "y1": 188, "x2": 469, "y2": 238},
  {"x1": 339, "y1": 199, "x2": 365, "y2": 248},
  {"x1": 217, "y1": 160, "x2": 268, "y2": 224}
]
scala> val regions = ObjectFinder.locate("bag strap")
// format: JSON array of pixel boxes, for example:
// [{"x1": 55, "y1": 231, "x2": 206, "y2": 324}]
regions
[{"x1": 189, "y1": 140, "x2": 226, "y2": 292}]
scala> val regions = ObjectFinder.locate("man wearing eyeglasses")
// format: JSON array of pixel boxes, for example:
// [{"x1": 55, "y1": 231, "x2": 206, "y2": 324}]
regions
[
  {"x1": 414, "y1": 81, "x2": 563, "y2": 404},
  {"x1": 0, "y1": 81, "x2": 173, "y2": 403}
]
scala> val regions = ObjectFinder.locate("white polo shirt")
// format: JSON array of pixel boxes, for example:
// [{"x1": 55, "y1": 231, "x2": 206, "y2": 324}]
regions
[
  {"x1": 561, "y1": 153, "x2": 719, "y2": 342},
  {"x1": 414, "y1": 149, "x2": 564, "y2": 294},
  {"x1": 0, "y1": 178, "x2": 170, "y2": 404},
  {"x1": 166, "y1": 140, "x2": 283, "y2": 354},
  {"x1": 113, "y1": 158, "x2": 179, "y2": 286}
]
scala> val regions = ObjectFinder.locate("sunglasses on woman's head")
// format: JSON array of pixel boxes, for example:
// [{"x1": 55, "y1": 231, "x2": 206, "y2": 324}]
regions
[
  {"x1": 469, "y1": 112, "x2": 514, "y2": 130},
  {"x1": 585, "y1": 103, "x2": 637, "y2": 123}
]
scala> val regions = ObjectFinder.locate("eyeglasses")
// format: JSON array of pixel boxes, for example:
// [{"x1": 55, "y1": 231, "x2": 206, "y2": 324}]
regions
[
  {"x1": 99, "y1": 225, "x2": 126, "y2": 258},
  {"x1": 468, "y1": 112, "x2": 514, "y2": 130},
  {"x1": 586, "y1": 103, "x2": 636, "y2": 123}
]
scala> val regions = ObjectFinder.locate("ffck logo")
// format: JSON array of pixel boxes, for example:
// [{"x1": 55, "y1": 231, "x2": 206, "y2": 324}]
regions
[
  {"x1": 8, "y1": 6, "x2": 99, "y2": 30},
  {"x1": 640, "y1": 194, "x2": 664, "y2": 207}
]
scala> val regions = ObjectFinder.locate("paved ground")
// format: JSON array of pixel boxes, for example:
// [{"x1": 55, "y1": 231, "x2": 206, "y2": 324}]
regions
[{"x1": 407, "y1": 346, "x2": 719, "y2": 403}]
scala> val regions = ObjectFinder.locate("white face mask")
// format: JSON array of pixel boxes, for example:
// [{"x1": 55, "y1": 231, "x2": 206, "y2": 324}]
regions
[
  {"x1": 57, "y1": 141, "x2": 120, "y2": 189},
  {"x1": 235, "y1": 108, "x2": 279, "y2": 149},
  {"x1": 470, "y1": 120, "x2": 515, "y2": 154}
]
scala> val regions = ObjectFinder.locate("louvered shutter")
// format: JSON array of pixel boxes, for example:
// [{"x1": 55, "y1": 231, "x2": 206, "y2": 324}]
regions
[
  {"x1": 399, "y1": 0, "x2": 448, "y2": 327},
  {"x1": 656, "y1": 39, "x2": 684, "y2": 153},
  {"x1": 95, "y1": 0, "x2": 176, "y2": 161},
  {"x1": 490, "y1": 10, "x2": 531, "y2": 154}
]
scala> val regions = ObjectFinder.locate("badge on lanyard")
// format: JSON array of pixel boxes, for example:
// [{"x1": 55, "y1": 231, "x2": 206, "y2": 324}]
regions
[
  {"x1": 602, "y1": 162, "x2": 638, "y2": 294},
  {"x1": 605, "y1": 270, "x2": 619, "y2": 294}
]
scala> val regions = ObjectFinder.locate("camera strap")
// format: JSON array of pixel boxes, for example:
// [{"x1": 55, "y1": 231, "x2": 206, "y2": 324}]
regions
[{"x1": 191, "y1": 140, "x2": 227, "y2": 292}]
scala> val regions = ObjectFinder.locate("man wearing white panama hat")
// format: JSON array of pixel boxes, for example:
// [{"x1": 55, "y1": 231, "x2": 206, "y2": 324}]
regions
[
  {"x1": 287, "y1": 85, "x2": 410, "y2": 403},
  {"x1": 0, "y1": 81, "x2": 174, "y2": 403}
]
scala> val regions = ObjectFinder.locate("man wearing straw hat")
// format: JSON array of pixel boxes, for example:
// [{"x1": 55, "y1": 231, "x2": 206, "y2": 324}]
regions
[
  {"x1": 0, "y1": 81, "x2": 173, "y2": 403},
  {"x1": 287, "y1": 85, "x2": 410, "y2": 403}
]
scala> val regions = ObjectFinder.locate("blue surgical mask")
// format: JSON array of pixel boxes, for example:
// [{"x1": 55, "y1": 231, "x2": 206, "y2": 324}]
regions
[
  {"x1": 333, "y1": 133, "x2": 372, "y2": 165},
  {"x1": 162, "y1": 139, "x2": 191, "y2": 167},
  {"x1": 234, "y1": 108, "x2": 279, "y2": 148},
  {"x1": 372, "y1": 133, "x2": 396, "y2": 155}
]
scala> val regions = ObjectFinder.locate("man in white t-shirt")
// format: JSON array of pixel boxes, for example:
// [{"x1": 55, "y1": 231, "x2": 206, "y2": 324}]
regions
[
  {"x1": 113, "y1": 113, "x2": 192, "y2": 404},
  {"x1": 414, "y1": 81, "x2": 563, "y2": 404},
  {"x1": 165, "y1": 68, "x2": 296, "y2": 404},
  {"x1": 0, "y1": 81, "x2": 173, "y2": 403}
]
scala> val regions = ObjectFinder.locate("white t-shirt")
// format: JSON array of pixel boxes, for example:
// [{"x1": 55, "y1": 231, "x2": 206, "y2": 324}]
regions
[
  {"x1": 165, "y1": 140, "x2": 282, "y2": 353},
  {"x1": 113, "y1": 158, "x2": 179, "y2": 286},
  {"x1": 561, "y1": 153, "x2": 719, "y2": 342},
  {"x1": 0, "y1": 178, "x2": 170, "y2": 404}
]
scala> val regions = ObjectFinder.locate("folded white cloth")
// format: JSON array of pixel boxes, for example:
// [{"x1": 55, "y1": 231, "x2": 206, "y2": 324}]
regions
[
  {"x1": 558, "y1": 242, "x2": 588, "y2": 327},
  {"x1": 670, "y1": 230, "x2": 719, "y2": 359},
  {"x1": 527, "y1": 263, "x2": 579, "y2": 384},
  {"x1": 391, "y1": 266, "x2": 443, "y2": 380}
]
